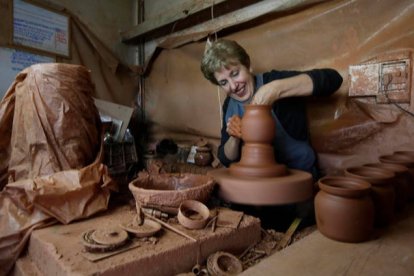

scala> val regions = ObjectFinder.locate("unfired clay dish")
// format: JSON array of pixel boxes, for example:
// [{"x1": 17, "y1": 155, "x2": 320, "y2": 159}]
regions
[{"x1": 120, "y1": 218, "x2": 162, "y2": 238}]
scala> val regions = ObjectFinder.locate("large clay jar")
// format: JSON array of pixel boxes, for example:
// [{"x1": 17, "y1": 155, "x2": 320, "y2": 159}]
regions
[
  {"x1": 344, "y1": 166, "x2": 395, "y2": 227},
  {"x1": 364, "y1": 163, "x2": 409, "y2": 211},
  {"x1": 229, "y1": 104, "x2": 286, "y2": 177},
  {"x1": 380, "y1": 153, "x2": 414, "y2": 200},
  {"x1": 315, "y1": 176, "x2": 374, "y2": 243}
]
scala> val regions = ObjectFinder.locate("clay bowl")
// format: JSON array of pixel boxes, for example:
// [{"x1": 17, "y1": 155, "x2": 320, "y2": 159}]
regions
[
  {"x1": 129, "y1": 173, "x2": 215, "y2": 215},
  {"x1": 177, "y1": 200, "x2": 210, "y2": 229},
  {"x1": 120, "y1": 218, "x2": 162, "y2": 238},
  {"x1": 207, "y1": 251, "x2": 243, "y2": 275}
]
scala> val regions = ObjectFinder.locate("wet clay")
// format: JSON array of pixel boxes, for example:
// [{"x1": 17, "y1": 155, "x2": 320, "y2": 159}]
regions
[
  {"x1": 210, "y1": 105, "x2": 313, "y2": 205},
  {"x1": 229, "y1": 105, "x2": 287, "y2": 177}
]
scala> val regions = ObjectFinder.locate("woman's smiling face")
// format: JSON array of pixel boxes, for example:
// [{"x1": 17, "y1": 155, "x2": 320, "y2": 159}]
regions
[{"x1": 214, "y1": 63, "x2": 254, "y2": 103}]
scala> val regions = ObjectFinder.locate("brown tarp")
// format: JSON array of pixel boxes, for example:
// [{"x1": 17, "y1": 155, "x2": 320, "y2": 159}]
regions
[
  {"x1": 0, "y1": 63, "x2": 114, "y2": 275},
  {"x1": 144, "y1": 0, "x2": 414, "y2": 175}
]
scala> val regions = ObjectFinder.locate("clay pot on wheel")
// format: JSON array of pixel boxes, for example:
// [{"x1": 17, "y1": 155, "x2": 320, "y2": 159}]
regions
[
  {"x1": 364, "y1": 163, "x2": 409, "y2": 211},
  {"x1": 240, "y1": 104, "x2": 275, "y2": 143},
  {"x1": 229, "y1": 104, "x2": 286, "y2": 177},
  {"x1": 344, "y1": 166, "x2": 395, "y2": 227},
  {"x1": 315, "y1": 176, "x2": 374, "y2": 243}
]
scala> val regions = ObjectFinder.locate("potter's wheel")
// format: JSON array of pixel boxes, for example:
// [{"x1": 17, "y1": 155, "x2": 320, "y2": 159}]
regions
[{"x1": 209, "y1": 168, "x2": 313, "y2": 205}]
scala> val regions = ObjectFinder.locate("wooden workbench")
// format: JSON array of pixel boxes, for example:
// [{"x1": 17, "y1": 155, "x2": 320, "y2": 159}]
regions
[{"x1": 242, "y1": 204, "x2": 414, "y2": 275}]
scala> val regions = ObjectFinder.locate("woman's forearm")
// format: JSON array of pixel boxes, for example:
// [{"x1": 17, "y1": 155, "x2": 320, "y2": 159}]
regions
[
  {"x1": 223, "y1": 136, "x2": 241, "y2": 161},
  {"x1": 252, "y1": 73, "x2": 313, "y2": 104}
]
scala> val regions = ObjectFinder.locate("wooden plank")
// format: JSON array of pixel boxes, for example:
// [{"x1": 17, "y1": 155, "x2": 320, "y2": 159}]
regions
[
  {"x1": 0, "y1": 0, "x2": 13, "y2": 46},
  {"x1": 156, "y1": 0, "x2": 321, "y2": 49},
  {"x1": 275, "y1": 218, "x2": 301, "y2": 251},
  {"x1": 138, "y1": 0, "x2": 321, "y2": 73},
  {"x1": 122, "y1": 0, "x2": 227, "y2": 41},
  {"x1": 243, "y1": 205, "x2": 414, "y2": 275}
]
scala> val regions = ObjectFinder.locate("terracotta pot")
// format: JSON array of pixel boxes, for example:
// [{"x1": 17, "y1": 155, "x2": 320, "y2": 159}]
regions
[
  {"x1": 229, "y1": 104, "x2": 286, "y2": 177},
  {"x1": 394, "y1": 150, "x2": 414, "y2": 158},
  {"x1": 241, "y1": 104, "x2": 275, "y2": 143},
  {"x1": 194, "y1": 146, "x2": 213, "y2": 167},
  {"x1": 380, "y1": 154, "x2": 414, "y2": 200},
  {"x1": 364, "y1": 163, "x2": 409, "y2": 211},
  {"x1": 344, "y1": 166, "x2": 395, "y2": 227},
  {"x1": 315, "y1": 176, "x2": 374, "y2": 243}
]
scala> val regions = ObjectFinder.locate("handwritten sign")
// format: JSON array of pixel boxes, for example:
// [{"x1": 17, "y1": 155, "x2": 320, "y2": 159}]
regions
[
  {"x1": 13, "y1": 0, "x2": 70, "y2": 57},
  {"x1": 0, "y1": 47, "x2": 54, "y2": 99}
]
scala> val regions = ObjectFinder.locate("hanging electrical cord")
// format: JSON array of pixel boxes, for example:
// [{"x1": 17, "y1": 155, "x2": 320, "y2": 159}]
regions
[
  {"x1": 393, "y1": 102, "x2": 414, "y2": 117},
  {"x1": 379, "y1": 87, "x2": 414, "y2": 118},
  {"x1": 208, "y1": 1, "x2": 223, "y2": 129}
]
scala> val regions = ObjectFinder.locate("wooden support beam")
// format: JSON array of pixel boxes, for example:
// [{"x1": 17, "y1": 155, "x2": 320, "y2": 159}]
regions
[
  {"x1": 121, "y1": 0, "x2": 226, "y2": 42},
  {"x1": 121, "y1": 0, "x2": 263, "y2": 43},
  {"x1": 156, "y1": 0, "x2": 322, "y2": 49}
]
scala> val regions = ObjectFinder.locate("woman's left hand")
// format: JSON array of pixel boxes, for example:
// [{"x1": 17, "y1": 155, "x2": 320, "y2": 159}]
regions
[
  {"x1": 251, "y1": 74, "x2": 314, "y2": 105},
  {"x1": 251, "y1": 82, "x2": 280, "y2": 105}
]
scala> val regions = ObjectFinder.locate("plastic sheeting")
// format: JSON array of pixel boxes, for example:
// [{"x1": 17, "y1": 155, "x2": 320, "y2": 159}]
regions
[
  {"x1": 0, "y1": 63, "x2": 114, "y2": 275},
  {"x1": 144, "y1": 0, "x2": 414, "y2": 175}
]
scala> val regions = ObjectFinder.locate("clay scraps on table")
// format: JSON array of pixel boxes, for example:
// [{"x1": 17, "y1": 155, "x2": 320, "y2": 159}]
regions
[{"x1": 216, "y1": 208, "x2": 244, "y2": 229}]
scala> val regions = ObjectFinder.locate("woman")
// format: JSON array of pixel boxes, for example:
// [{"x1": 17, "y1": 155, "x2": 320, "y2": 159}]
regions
[{"x1": 201, "y1": 39, "x2": 343, "y2": 180}]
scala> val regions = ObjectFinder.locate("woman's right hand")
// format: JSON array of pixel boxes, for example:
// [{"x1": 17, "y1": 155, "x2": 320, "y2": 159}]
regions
[{"x1": 226, "y1": 115, "x2": 242, "y2": 139}]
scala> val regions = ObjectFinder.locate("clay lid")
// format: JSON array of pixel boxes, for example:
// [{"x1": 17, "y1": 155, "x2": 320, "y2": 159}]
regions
[
  {"x1": 120, "y1": 218, "x2": 162, "y2": 238},
  {"x1": 196, "y1": 146, "x2": 210, "y2": 152},
  {"x1": 91, "y1": 227, "x2": 129, "y2": 245},
  {"x1": 81, "y1": 228, "x2": 129, "y2": 253}
]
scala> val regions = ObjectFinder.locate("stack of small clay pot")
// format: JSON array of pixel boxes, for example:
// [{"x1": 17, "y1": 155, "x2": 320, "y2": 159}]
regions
[{"x1": 315, "y1": 150, "x2": 414, "y2": 243}]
